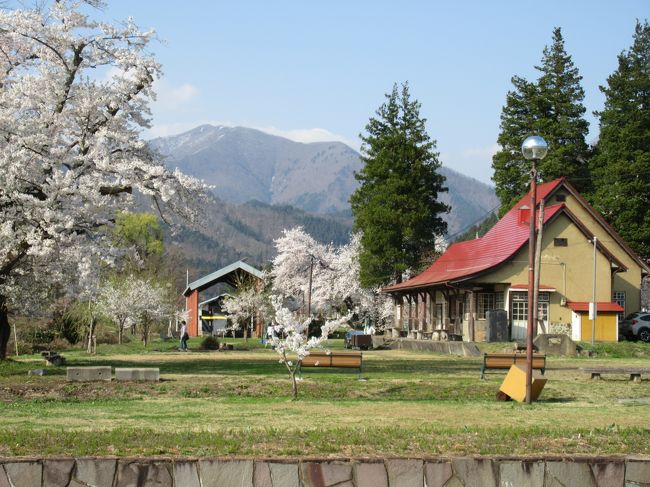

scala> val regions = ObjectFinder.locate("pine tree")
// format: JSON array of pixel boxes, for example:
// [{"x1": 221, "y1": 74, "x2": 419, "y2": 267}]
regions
[
  {"x1": 350, "y1": 83, "x2": 449, "y2": 287},
  {"x1": 492, "y1": 76, "x2": 539, "y2": 214},
  {"x1": 492, "y1": 27, "x2": 590, "y2": 214},
  {"x1": 589, "y1": 20, "x2": 650, "y2": 259}
]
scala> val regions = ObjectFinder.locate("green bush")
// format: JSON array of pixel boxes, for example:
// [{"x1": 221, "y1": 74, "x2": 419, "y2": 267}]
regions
[{"x1": 200, "y1": 336, "x2": 220, "y2": 350}]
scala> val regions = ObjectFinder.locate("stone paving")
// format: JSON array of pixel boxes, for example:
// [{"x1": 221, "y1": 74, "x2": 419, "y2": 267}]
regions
[{"x1": 0, "y1": 456, "x2": 647, "y2": 486}]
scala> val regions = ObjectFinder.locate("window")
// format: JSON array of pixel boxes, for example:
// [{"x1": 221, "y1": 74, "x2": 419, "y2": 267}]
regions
[
  {"x1": 613, "y1": 291, "x2": 625, "y2": 320},
  {"x1": 495, "y1": 292, "x2": 505, "y2": 311},
  {"x1": 555, "y1": 194, "x2": 566, "y2": 202},
  {"x1": 478, "y1": 293, "x2": 496, "y2": 319},
  {"x1": 554, "y1": 238, "x2": 568, "y2": 247}
]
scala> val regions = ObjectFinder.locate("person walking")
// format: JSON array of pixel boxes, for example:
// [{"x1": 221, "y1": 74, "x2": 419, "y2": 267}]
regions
[{"x1": 180, "y1": 321, "x2": 189, "y2": 351}]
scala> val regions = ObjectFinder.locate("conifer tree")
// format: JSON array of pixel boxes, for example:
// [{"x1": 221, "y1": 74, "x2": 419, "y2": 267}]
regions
[
  {"x1": 589, "y1": 20, "x2": 650, "y2": 258},
  {"x1": 350, "y1": 83, "x2": 448, "y2": 287},
  {"x1": 492, "y1": 27, "x2": 590, "y2": 214}
]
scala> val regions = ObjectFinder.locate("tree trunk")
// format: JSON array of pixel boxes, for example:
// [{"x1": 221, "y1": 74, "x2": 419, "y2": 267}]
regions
[
  {"x1": 86, "y1": 318, "x2": 96, "y2": 354},
  {"x1": 290, "y1": 369, "x2": 298, "y2": 400},
  {"x1": 118, "y1": 323, "x2": 123, "y2": 345},
  {"x1": 0, "y1": 298, "x2": 10, "y2": 360}
]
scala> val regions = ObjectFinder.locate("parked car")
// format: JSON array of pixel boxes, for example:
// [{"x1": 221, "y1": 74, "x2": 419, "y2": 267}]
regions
[{"x1": 619, "y1": 312, "x2": 650, "y2": 342}]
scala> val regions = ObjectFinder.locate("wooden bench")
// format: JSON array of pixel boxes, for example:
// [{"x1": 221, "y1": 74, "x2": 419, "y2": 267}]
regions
[
  {"x1": 481, "y1": 352, "x2": 546, "y2": 379},
  {"x1": 581, "y1": 368, "x2": 650, "y2": 382},
  {"x1": 300, "y1": 351, "x2": 363, "y2": 378}
]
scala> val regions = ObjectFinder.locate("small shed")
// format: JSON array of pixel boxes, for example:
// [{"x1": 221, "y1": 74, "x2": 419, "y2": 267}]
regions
[
  {"x1": 183, "y1": 261, "x2": 264, "y2": 337},
  {"x1": 567, "y1": 301, "x2": 624, "y2": 342}
]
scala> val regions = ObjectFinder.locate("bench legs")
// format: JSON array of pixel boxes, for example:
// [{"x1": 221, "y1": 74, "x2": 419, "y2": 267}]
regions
[
  {"x1": 590, "y1": 373, "x2": 601, "y2": 380},
  {"x1": 631, "y1": 374, "x2": 641, "y2": 382}
]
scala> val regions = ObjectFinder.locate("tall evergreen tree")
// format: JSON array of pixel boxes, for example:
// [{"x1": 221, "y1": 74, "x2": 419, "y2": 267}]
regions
[
  {"x1": 492, "y1": 27, "x2": 590, "y2": 214},
  {"x1": 589, "y1": 20, "x2": 650, "y2": 259},
  {"x1": 350, "y1": 83, "x2": 449, "y2": 287}
]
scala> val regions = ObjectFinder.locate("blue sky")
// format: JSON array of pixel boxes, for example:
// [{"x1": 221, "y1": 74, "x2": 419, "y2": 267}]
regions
[{"x1": 98, "y1": 0, "x2": 647, "y2": 184}]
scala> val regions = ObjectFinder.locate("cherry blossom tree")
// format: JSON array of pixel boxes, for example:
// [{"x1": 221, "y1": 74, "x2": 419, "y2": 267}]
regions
[
  {"x1": 271, "y1": 227, "x2": 334, "y2": 315},
  {"x1": 222, "y1": 282, "x2": 269, "y2": 341},
  {"x1": 98, "y1": 274, "x2": 169, "y2": 347},
  {"x1": 0, "y1": 1, "x2": 203, "y2": 358},
  {"x1": 98, "y1": 277, "x2": 137, "y2": 345},
  {"x1": 272, "y1": 229, "x2": 393, "y2": 328},
  {"x1": 267, "y1": 297, "x2": 350, "y2": 400}
]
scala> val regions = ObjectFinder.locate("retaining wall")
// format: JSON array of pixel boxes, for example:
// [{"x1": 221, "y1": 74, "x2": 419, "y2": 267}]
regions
[{"x1": 1, "y1": 456, "x2": 648, "y2": 486}]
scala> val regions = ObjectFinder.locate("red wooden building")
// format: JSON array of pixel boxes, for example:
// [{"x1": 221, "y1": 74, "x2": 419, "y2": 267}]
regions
[{"x1": 182, "y1": 261, "x2": 264, "y2": 337}]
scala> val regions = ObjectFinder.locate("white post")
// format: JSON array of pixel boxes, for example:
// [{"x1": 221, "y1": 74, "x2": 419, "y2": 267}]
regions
[{"x1": 591, "y1": 237, "x2": 597, "y2": 345}]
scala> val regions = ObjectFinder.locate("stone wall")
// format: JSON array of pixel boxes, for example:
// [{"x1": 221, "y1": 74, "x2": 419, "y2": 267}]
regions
[{"x1": 0, "y1": 456, "x2": 648, "y2": 486}]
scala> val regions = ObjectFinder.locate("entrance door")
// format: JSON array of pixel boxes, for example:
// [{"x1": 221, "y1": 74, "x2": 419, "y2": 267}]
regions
[{"x1": 510, "y1": 292, "x2": 528, "y2": 340}]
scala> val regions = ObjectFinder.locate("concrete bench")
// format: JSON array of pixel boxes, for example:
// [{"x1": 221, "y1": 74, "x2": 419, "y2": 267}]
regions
[
  {"x1": 582, "y1": 368, "x2": 650, "y2": 382},
  {"x1": 66, "y1": 366, "x2": 112, "y2": 382},
  {"x1": 300, "y1": 351, "x2": 363, "y2": 378},
  {"x1": 115, "y1": 368, "x2": 160, "y2": 381},
  {"x1": 481, "y1": 353, "x2": 546, "y2": 379}
]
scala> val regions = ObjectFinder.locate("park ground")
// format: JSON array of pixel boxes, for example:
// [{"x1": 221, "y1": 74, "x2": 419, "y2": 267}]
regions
[{"x1": 0, "y1": 338, "x2": 649, "y2": 458}]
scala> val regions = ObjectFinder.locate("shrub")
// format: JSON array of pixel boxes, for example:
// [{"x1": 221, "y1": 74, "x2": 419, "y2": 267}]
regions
[{"x1": 200, "y1": 336, "x2": 220, "y2": 350}]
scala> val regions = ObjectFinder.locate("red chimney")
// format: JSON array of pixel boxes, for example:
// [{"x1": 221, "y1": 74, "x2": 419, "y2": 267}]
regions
[{"x1": 519, "y1": 205, "x2": 530, "y2": 225}]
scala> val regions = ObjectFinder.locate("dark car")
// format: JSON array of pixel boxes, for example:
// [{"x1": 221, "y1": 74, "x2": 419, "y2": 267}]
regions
[{"x1": 619, "y1": 311, "x2": 650, "y2": 342}]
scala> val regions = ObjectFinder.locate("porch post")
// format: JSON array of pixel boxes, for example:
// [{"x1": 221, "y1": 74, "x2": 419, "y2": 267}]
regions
[{"x1": 468, "y1": 291, "x2": 475, "y2": 341}]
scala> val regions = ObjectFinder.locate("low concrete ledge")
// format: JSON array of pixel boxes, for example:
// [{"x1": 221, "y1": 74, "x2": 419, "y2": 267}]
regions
[
  {"x1": 66, "y1": 366, "x2": 112, "y2": 382},
  {"x1": 0, "y1": 456, "x2": 646, "y2": 487},
  {"x1": 115, "y1": 368, "x2": 160, "y2": 381}
]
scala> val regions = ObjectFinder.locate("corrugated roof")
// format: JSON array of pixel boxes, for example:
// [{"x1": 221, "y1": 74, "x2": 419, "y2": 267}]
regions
[
  {"x1": 183, "y1": 260, "x2": 264, "y2": 296},
  {"x1": 384, "y1": 178, "x2": 565, "y2": 292},
  {"x1": 567, "y1": 302, "x2": 624, "y2": 313}
]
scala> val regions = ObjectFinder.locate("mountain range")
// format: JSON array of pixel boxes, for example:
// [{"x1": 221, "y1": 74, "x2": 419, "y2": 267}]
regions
[{"x1": 150, "y1": 125, "x2": 499, "y2": 277}]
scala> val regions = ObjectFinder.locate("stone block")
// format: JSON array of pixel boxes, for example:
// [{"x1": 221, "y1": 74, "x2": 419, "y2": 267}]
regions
[
  {"x1": 269, "y1": 462, "x2": 299, "y2": 487},
  {"x1": 174, "y1": 461, "x2": 201, "y2": 487},
  {"x1": 28, "y1": 368, "x2": 47, "y2": 376},
  {"x1": 302, "y1": 461, "x2": 353, "y2": 487},
  {"x1": 590, "y1": 461, "x2": 624, "y2": 487},
  {"x1": 626, "y1": 459, "x2": 650, "y2": 486},
  {"x1": 253, "y1": 462, "x2": 272, "y2": 487},
  {"x1": 546, "y1": 461, "x2": 597, "y2": 487},
  {"x1": 499, "y1": 461, "x2": 544, "y2": 487},
  {"x1": 321, "y1": 462, "x2": 353, "y2": 486},
  {"x1": 3, "y1": 461, "x2": 42, "y2": 487},
  {"x1": 115, "y1": 460, "x2": 172, "y2": 486},
  {"x1": 354, "y1": 462, "x2": 388, "y2": 487},
  {"x1": 44, "y1": 459, "x2": 75, "y2": 486},
  {"x1": 74, "y1": 458, "x2": 117, "y2": 487},
  {"x1": 424, "y1": 461, "x2": 453, "y2": 487},
  {"x1": 451, "y1": 458, "x2": 497, "y2": 487},
  {"x1": 114, "y1": 367, "x2": 160, "y2": 381},
  {"x1": 66, "y1": 366, "x2": 112, "y2": 382},
  {"x1": 385, "y1": 459, "x2": 423, "y2": 487},
  {"x1": 0, "y1": 466, "x2": 12, "y2": 487},
  {"x1": 199, "y1": 459, "x2": 254, "y2": 487}
]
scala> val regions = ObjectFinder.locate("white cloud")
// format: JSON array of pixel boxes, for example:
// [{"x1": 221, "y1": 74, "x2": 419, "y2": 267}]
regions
[
  {"x1": 152, "y1": 80, "x2": 199, "y2": 108},
  {"x1": 256, "y1": 126, "x2": 359, "y2": 150}
]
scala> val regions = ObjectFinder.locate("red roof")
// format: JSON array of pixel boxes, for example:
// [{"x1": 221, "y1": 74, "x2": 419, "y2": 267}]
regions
[
  {"x1": 384, "y1": 178, "x2": 565, "y2": 292},
  {"x1": 567, "y1": 302, "x2": 624, "y2": 313}
]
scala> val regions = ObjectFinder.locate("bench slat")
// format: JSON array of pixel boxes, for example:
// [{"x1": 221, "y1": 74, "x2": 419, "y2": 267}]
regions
[
  {"x1": 481, "y1": 353, "x2": 546, "y2": 379},
  {"x1": 300, "y1": 351, "x2": 363, "y2": 375}
]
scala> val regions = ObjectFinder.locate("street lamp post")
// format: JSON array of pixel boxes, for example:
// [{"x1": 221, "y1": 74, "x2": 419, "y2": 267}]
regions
[{"x1": 521, "y1": 136, "x2": 548, "y2": 405}]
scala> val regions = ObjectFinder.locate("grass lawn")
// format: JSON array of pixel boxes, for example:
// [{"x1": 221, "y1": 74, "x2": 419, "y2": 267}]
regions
[{"x1": 0, "y1": 337, "x2": 649, "y2": 457}]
